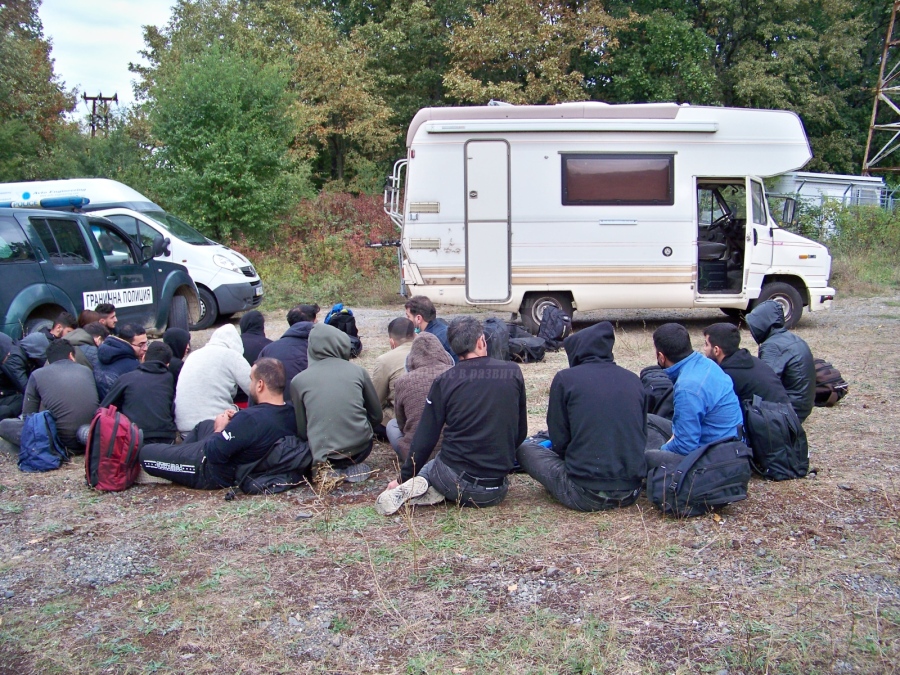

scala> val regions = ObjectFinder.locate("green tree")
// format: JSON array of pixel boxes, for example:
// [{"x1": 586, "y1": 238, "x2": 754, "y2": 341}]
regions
[
  {"x1": 147, "y1": 43, "x2": 311, "y2": 242},
  {"x1": 0, "y1": 0, "x2": 75, "y2": 180}
]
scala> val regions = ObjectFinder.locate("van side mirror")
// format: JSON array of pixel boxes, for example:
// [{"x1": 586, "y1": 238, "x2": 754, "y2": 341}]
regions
[
  {"x1": 781, "y1": 197, "x2": 797, "y2": 226},
  {"x1": 142, "y1": 237, "x2": 170, "y2": 262}
]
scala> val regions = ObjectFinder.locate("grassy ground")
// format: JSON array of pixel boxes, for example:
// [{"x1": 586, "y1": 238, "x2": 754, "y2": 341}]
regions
[{"x1": 0, "y1": 297, "x2": 898, "y2": 674}]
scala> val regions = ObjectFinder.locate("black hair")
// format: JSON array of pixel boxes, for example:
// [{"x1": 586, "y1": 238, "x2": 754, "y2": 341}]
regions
[
  {"x1": 145, "y1": 342, "x2": 173, "y2": 364},
  {"x1": 117, "y1": 323, "x2": 147, "y2": 343},
  {"x1": 652, "y1": 323, "x2": 693, "y2": 363},
  {"x1": 703, "y1": 323, "x2": 741, "y2": 357},
  {"x1": 448, "y1": 315, "x2": 482, "y2": 356},
  {"x1": 253, "y1": 357, "x2": 286, "y2": 394},
  {"x1": 46, "y1": 339, "x2": 75, "y2": 363},
  {"x1": 54, "y1": 312, "x2": 77, "y2": 329},
  {"x1": 83, "y1": 322, "x2": 110, "y2": 341},
  {"x1": 287, "y1": 304, "x2": 318, "y2": 325},
  {"x1": 388, "y1": 317, "x2": 415, "y2": 341},
  {"x1": 404, "y1": 295, "x2": 436, "y2": 322},
  {"x1": 94, "y1": 303, "x2": 116, "y2": 317}
]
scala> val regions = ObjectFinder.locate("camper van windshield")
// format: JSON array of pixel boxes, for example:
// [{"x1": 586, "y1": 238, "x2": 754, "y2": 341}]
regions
[{"x1": 144, "y1": 212, "x2": 212, "y2": 245}]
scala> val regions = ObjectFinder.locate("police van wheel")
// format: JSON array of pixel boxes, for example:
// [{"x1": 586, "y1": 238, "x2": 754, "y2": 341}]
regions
[
  {"x1": 754, "y1": 282, "x2": 803, "y2": 329},
  {"x1": 190, "y1": 287, "x2": 218, "y2": 330},
  {"x1": 168, "y1": 295, "x2": 190, "y2": 332},
  {"x1": 23, "y1": 317, "x2": 53, "y2": 336},
  {"x1": 520, "y1": 293, "x2": 573, "y2": 334}
]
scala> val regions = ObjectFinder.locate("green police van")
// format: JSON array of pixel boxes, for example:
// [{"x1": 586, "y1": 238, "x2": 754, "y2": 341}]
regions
[{"x1": 0, "y1": 207, "x2": 199, "y2": 339}]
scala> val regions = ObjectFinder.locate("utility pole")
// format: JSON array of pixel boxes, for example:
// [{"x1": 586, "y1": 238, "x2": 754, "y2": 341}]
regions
[
  {"x1": 82, "y1": 92, "x2": 118, "y2": 137},
  {"x1": 863, "y1": 1, "x2": 900, "y2": 175}
]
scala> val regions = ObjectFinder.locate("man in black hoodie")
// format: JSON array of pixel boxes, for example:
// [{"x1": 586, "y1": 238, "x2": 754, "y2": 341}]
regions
[
  {"x1": 702, "y1": 323, "x2": 792, "y2": 408},
  {"x1": 100, "y1": 342, "x2": 178, "y2": 443},
  {"x1": 517, "y1": 321, "x2": 647, "y2": 511},
  {"x1": 745, "y1": 301, "x2": 816, "y2": 422},
  {"x1": 0, "y1": 333, "x2": 29, "y2": 420},
  {"x1": 239, "y1": 310, "x2": 272, "y2": 365},
  {"x1": 258, "y1": 304, "x2": 318, "y2": 401}
]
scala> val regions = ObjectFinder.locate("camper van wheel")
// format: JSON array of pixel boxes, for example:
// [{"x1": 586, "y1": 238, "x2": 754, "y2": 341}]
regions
[
  {"x1": 191, "y1": 287, "x2": 218, "y2": 330},
  {"x1": 168, "y1": 295, "x2": 190, "y2": 332},
  {"x1": 754, "y1": 282, "x2": 803, "y2": 329},
  {"x1": 521, "y1": 293, "x2": 574, "y2": 334}
]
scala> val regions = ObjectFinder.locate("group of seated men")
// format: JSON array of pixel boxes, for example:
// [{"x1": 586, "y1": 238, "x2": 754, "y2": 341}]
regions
[{"x1": 0, "y1": 295, "x2": 815, "y2": 515}]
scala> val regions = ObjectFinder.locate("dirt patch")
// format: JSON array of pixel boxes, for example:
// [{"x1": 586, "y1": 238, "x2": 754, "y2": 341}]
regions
[{"x1": 0, "y1": 296, "x2": 898, "y2": 673}]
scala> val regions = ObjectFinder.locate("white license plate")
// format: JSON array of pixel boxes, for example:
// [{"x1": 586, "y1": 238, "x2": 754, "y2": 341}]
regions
[{"x1": 255, "y1": 285, "x2": 263, "y2": 297}]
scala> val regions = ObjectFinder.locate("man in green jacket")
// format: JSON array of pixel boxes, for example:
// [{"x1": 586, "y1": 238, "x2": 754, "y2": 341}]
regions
[{"x1": 290, "y1": 323, "x2": 382, "y2": 485}]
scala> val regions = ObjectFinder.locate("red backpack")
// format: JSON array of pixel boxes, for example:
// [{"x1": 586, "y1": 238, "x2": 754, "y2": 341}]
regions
[{"x1": 85, "y1": 406, "x2": 143, "y2": 491}]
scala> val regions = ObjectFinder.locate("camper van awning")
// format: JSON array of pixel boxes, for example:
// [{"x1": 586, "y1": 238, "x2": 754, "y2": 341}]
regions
[{"x1": 424, "y1": 120, "x2": 719, "y2": 134}]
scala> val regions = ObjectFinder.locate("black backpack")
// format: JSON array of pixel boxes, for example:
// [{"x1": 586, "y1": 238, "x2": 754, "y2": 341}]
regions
[
  {"x1": 640, "y1": 365, "x2": 675, "y2": 420},
  {"x1": 509, "y1": 336, "x2": 546, "y2": 363},
  {"x1": 648, "y1": 438, "x2": 752, "y2": 518},
  {"x1": 537, "y1": 306, "x2": 572, "y2": 350},
  {"x1": 483, "y1": 317, "x2": 510, "y2": 361},
  {"x1": 813, "y1": 358, "x2": 849, "y2": 407},
  {"x1": 325, "y1": 304, "x2": 362, "y2": 358},
  {"x1": 742, "y1": 395, "x2": 808, "y2": 480},
  {"x1": 234, "y1": 436, "x2": 313, "y2": 495}
]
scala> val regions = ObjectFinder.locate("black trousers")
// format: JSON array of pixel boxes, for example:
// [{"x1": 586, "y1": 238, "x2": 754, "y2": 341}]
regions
[
  {"x1": 139, "y1": 420, "x2": 221, "y2": 490},
  {"x1": 516, "y1": 441, "x2": 640, "y2": 512},
  {"x1": 0, "y1": 394, "x2": 22, "y2": 421},
  {"x1": 418, "y1": 455, "x2": 508, "y2": 508}
]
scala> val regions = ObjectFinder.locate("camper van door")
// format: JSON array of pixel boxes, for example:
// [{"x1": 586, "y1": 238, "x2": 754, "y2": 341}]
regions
[
  {"x1": 747, "y1": 178, "x2": 774, "y2": 297},
  {"x1": 464, "y1": 140, "x2": 511, "y2": 303}
]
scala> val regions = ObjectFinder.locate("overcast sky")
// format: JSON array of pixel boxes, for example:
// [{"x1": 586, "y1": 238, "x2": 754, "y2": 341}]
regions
[{"x1": 38, "y1": 0, "x2": 176, "y2": 113}]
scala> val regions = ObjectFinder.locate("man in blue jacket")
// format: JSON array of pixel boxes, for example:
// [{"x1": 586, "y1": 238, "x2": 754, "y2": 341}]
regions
[
  {"x1": 645, "y1": 323, "x2": 742, "y2": 469},
  {"x1": 257, "y1": 304, "x2": 318, "y2": 401},
  {"x1": 404, "y1": 295, "x2": 457, "y2": 364}
]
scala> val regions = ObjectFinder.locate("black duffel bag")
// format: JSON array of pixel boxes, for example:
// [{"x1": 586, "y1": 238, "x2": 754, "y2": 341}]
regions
[{"x1": 234, "y1": 435, "x2": 312, "y2": 495}]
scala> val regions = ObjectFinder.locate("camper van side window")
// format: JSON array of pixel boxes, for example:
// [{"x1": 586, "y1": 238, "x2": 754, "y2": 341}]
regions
[
  {"x1": 750, "y1": 181, "x2": 767, "y2": 225},
  {"x1": 562, "y1": 154, "x2": 674, "y2": 206}
]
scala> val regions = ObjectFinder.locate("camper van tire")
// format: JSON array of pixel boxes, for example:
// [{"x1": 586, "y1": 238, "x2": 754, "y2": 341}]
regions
[
  {"x1": 520, "y1": 293, "x2": 574, "y2": 334},
  {"x1": 754, "y1": 282, "x2": 803, "y2": 328},
  {"x1": 168, "y1": 295, "x2": 190, "y2": 332},
  {"x1": 191, "y1": 287, "x2": 218, "y2": 331}
]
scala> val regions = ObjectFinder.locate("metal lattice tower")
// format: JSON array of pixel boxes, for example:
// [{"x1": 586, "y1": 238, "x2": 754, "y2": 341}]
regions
[{"x1": 863, "y1": 1, "x2": 900, "y2": 175}]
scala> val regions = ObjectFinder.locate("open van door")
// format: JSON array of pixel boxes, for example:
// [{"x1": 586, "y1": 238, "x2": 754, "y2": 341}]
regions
[
  {"x1": 745, "y1": 178, "x2": 774, "y2": 299},
  {"x1": 464, "y1": 140, "x2": 511, "y2": 303}
]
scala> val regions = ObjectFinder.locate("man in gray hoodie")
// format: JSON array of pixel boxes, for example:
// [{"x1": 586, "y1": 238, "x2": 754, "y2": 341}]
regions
[{"x1": 290, "y1": 323, "x2": 381, "y2": 483}]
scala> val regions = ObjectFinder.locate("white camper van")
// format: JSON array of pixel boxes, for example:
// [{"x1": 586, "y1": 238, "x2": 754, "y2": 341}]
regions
[
  {"x1": 384, "y1": 102, "x2": 834, "y2": 330},
  {"x1": 0, "y1": 179, "x2": 263, "y2": 329}
]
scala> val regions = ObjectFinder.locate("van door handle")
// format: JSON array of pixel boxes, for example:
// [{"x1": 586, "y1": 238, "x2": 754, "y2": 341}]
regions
[{"x1": 753, "y1": 229, "x2": 758, "y2": 246}]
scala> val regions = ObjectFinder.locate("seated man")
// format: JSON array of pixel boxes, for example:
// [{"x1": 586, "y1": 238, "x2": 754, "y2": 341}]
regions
[
  {"x1": 140, "y1": 358, "x2": 296, "y2": 489},
  {"x1": 239, "y1": 310, "x2": 272, "y2": 365},
  {"x1": 101, "y1": 342, "x2": 178, "y2": 443},
  {"x1": 291, "y1": 323, "x2": 382, "y2": 481},
  {"x1": 517, "y1": 321, "x2": 646, "y2": 511},
  {"x1": 702, "y1": 322, "x2": 792, "y2": 408},
  {"x1": 645, "y1": 323, "x2": 742, "y2": 470},
  {"x1": 39, "y1": 312, "x2": 77, "y2": 342},
  {"x1": 175, "y1": 324, "x2": 251, "y2": 433},
  {"x1": 162, "y1": 327, "x2": 191, "y2": 384},
  {"x1": 63, "y1": 320, "x2": 108, "y2": 371},
  {"x1": 77, "y1": 310, "x2": 100, "y2": 328},
  {"x1": 371, "y1": 317, "x2": 415, "y2": 438},
  {"x1": 389, "y1": 333, "x2": 454, "y2": 462},
  {"x1": 94, "y1": 303, "x2": 118, "y2": 334},
  {"x1": 404, "y1": 295, "x2": 457, "y2": 363},
  {"x1": 376, "y1": 316, "x2": 527, "y2": 515},
  {"x1": 0, "y1": 333, "x2": 29, "y2": 420},
  {"x1": 258, "y1": 304, "x2": 318, "y2": 401},
  {"x1": 0, "y1": 340, "x2": 98, "y2": 453},
  {"x1": 94, "y1": 323, "x2": 147, "y2": 399},
  {"x1": 746, "y1": 300, "x2": 816, "y2": 422}
]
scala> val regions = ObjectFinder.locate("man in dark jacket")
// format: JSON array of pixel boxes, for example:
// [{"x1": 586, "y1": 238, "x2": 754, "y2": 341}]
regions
[
  {"x1": 258, "y1": 305, "x2": 318, "y2": 400},
  {"x1": 404, "y1": 295, "x2": 457, "y2": 364},
  {"x1": 0, "y1": 333, "x2": 29, "y2": 420},
  {"x1": 94, "y1": 324, "x2": 147, "y2": 399},
  {"x1": 139, "y1": 358, "x2": 297, "y2": 489},
  {"x1": 100, "y1": 342, "x2": 177, "y2": 443},
  {"x1": 63, "y1": 321, "x2": 108, "y2": 371},
  {"x1": 702, "y1": 323, "x2": 792, "y2": 408},
  {"x1": 746, "y1": 301, "x2": 816, "y2": 422},
  {"x1": 376, "y1": 316, "x2": 527, "y2": 514},
  {"x1": 239, "y1": 310, "x2": 272, "y2": 365},
  {"x1": 517, "y1": 321, "x2": 646, "y2": 511},
  {"x1": 163, "y1": 327, "x2": 191, "y2": 384},
  {"x1": 0, "y1": 341, "x2": 98, "y2": 452},
  {"x1": 39, "y1": 312, "x2": 76, "y2": 342}
]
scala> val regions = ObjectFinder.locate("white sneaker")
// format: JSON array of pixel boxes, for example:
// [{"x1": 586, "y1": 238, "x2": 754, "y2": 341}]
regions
[
  {"x1": 409, "y1": 486, "x2": 445, "y2": 506},
  {"x1": 375, "y1": 476, "x2": 429, "y2": 516}
]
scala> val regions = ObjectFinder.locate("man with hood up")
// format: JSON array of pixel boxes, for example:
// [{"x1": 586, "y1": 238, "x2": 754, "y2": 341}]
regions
[
  {"x1": 94, "y1": 323, "x2": 147, "y2": 399},
  {"x1": 239, "y1": 310, "x2": 272, "y2": 365},
  {"x1": 389, "y1": 332, "x2": 455, "y2": 461},
  {"x1": 517, "y1": 321, "x2": 647, "y2": 511},
  {"x1": 0, "y1": 333, "x2": 29, "y2": 420},
  {"x1": 259, "y1": 305, "x2": 318, "y2": 402},
  {"x1": 745, "y1": 300, "x2": 816, "y2": 422},
  {"x1": 290, "y1": 323, "x2": 382, "y2": 480},
  {"x1": 175, "y1": 324, "x2": 252, "y2": 433},
  {"x1": 163, "y1": 328, "x2": 191, "y2": 384},
  {"x1": 63, "y1": 321, "x2": 108, "y2": 371}
]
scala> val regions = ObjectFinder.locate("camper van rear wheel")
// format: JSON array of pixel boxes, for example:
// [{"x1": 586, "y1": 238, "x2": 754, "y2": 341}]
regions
[
  {"x1": 754, "y1": 282, "x2": 803, "y2": 329},
  {"x1": 190, "y1": 287, "x2": 218, "y2": 330},
  {"x1": 521, "y1": 293, "x2": 574, "y2": 334}
]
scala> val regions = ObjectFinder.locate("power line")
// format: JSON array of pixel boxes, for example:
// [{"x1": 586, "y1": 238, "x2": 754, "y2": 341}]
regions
[{"x1": 82, "y1": 92, "x2": 118, "y2": 137}]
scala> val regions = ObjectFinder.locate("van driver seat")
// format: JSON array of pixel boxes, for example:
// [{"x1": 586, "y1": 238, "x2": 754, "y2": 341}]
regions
[{"x1": 698, "y1": 241, "x2": 727, "y2": 261}]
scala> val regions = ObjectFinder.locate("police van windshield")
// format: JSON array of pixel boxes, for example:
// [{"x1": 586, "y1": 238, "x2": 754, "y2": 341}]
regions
[{"x1": 144, "y1": 211, "x2": 212, "y2": 246}]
